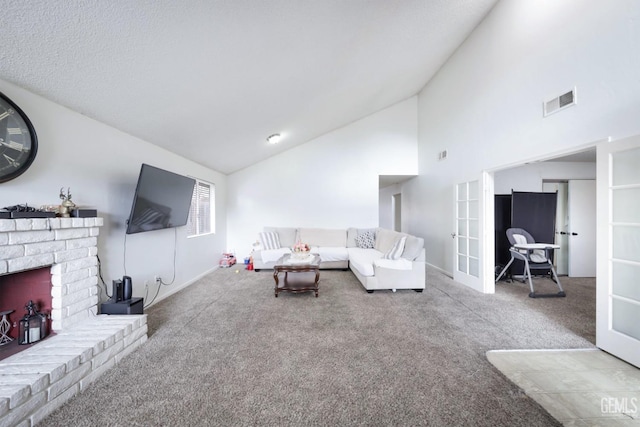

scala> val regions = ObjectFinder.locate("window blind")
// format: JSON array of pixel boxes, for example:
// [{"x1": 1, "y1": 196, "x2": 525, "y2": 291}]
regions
[{"x1": 188, "y1": 180, "x2": 215, "y2": 236}]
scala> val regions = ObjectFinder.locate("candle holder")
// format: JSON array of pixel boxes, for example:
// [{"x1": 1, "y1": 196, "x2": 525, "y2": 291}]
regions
[{"x1": 0, "y1": 310, "x2": 13, "y2": 346}]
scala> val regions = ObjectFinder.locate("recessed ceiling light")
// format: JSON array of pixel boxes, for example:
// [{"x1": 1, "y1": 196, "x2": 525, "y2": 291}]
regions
[{"x1": 267, "y1": 134, "x2": 281, "y2": 144}]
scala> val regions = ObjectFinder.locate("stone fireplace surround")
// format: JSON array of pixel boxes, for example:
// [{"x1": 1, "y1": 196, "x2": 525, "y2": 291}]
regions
[{"x1": 0, "y1": 217, "x2": 147, "y2": 426}]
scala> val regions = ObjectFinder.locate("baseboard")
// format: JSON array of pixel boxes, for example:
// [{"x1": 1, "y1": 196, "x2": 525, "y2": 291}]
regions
[
  {"x1": 426, "y1": 262, "x2": 452, "y2": 278},
  {"x1": 146, "y1": 266, "x2": 220, "y2": 307}
]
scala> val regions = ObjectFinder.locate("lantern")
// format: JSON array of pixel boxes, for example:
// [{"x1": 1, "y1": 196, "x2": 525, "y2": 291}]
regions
[{"x1": 18, "y1": 300, "x2": 48, "y2": 345}]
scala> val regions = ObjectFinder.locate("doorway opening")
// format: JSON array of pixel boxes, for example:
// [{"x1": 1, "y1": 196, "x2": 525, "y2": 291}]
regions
[
  {"x1": 491, "y1": 149, "x2": 597, "y2": 281},
  {"x1": 484, "y1": 146, "x2": 598, "y2": 342},
  {"x1": 378, "y1": 175, "x2": 416, "y2": 230},
  {"x1": 392, "y1": 193, "x2": 402, "y2": 232}
]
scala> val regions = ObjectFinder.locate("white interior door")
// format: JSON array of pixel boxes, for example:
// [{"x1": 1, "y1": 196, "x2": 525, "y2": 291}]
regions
[
  {"x1": 453, "y1": 180, "x2": 482, "y2": 291},
  {"x1": 568, "y1": 179, "x2": 596, "y2": 277},
  {"x1": 596, "y1": 135, "x2": 640, "y2": 368},
  {"x1": 542, "y1": 182, "x2": 569, "y2": 275}
]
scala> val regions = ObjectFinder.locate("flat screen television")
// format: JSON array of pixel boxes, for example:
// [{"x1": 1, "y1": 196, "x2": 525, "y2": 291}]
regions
[{"x1": 126, "y1": 164, "x2": 196, "y2": 234}]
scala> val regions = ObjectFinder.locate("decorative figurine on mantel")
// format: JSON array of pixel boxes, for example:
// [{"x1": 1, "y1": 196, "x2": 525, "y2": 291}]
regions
[
  {"x1": 0, "y1": 309, "x2": 14, "y2": 346},
  {"x1": 58, "y1": 187, "x2": 76, "y2": 217}
]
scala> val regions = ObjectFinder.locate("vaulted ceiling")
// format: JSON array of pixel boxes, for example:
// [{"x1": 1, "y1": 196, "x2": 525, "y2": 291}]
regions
[{"x1": 0, "y1": 0, "x2": 497, "y2": 174}]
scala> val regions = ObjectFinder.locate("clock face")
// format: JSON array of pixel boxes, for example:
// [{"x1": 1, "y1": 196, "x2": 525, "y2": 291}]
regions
[{"x1": 0, "y1": 92, "x2": 38, "y2": 183}]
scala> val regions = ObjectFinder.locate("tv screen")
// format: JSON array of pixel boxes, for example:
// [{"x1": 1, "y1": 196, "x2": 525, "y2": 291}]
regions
[{"x1": 126, "y1": 164, "x2": 196, "y2": 234}]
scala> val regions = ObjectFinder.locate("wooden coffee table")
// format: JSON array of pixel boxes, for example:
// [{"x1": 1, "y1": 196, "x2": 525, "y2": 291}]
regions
[{"x1": 273, "y1": 254, "x2": 321, "y2": 297}]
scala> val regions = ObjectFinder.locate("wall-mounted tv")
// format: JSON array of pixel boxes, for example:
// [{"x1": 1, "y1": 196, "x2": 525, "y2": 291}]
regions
[{"x1": 126, "y1": 164, "x2": 196, "y2": 234}]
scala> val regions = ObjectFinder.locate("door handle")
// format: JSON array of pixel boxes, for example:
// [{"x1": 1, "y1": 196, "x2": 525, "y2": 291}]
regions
[
  {"x1": 558, "y1": 231, "x2": 568, "y2": 235},
  {"x1": 571, "y1": 232, "x2": 578, "y2": 236}
]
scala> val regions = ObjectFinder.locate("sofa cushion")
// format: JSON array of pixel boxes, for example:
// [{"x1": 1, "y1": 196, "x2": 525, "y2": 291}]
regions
[
  {"x1": 298, "y1": 228, "x2": 346, "y2": 247},
  {"x1": 401, "y1": 235, "x2": 424, "y2": 261},
  {"x1": 310, "y1": 246, "x2": 349, "y2": 262},
  {"x1": 346, "y1": 228, "x2": 358, "y2": 248},
  {"x1": 383, "y1": 236, "x2": 406, "y2": 260},
  {"x1": 375, "y1": 228, "x2": 405, "y2": 254},
  {"x1": 348, "y1": 248, "x2": 383, "y2": 277},
  {"x1": 355, "y1": 230, "x2": 375, "y2": 249},
  {"x1": 264, "y1": 227, "x2": 297, "y2": 248},
  {"x1": 259, "y1": 231, "x2": 281, "y2": 250}
]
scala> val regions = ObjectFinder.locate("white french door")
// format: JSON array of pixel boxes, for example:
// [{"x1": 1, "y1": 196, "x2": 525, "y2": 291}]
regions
[
  {"x1": 596, "y1": 135, "x2": 640, "y2": 368},
  {"x1": 453, "y1": 179, "x2": 483, "y2": 292}
]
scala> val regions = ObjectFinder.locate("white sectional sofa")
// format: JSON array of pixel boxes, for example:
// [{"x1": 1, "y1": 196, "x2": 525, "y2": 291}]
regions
[{"x1": 252, "y1": 227, "x2": 425, "y2": 292}]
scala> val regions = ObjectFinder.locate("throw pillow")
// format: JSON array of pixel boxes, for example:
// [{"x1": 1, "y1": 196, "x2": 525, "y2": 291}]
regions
[
  {"x1": 401, "y1": 236, "x2": 424, "y2": 261},
  {"x1": 384, "y1": 236, "x2": 407, "y2": 260},
  {"x1": 355, "y1": 230, "x2": 375, "y2": 249},
  {"x1": 259, "y1": 231, "x2": 281, "y2": 250}
]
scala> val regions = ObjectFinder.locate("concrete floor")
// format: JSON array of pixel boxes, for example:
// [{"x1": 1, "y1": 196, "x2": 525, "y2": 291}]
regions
[{"x1": 488, "y1": 349, "x2": 640, "y2": 426}]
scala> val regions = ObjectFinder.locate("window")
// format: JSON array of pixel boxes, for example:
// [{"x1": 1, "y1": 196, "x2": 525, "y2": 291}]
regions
[{"x1": 187, "y1": 179, "x2": 215, "y2": 236}]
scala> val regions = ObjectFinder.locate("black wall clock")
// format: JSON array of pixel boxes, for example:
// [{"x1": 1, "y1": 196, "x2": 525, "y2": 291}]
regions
[{"x1": 0, "y1": 92, "x2": 38, "y2": 183}]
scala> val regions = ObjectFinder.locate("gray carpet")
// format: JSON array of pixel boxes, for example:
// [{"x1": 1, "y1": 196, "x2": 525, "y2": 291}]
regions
[{"x1": 42, "y1": 267, "x2": 595, "y2": 426}]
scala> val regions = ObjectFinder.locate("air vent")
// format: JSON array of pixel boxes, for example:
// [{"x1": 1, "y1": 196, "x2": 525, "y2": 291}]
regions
[{"x1": 544, "y1": 87, "x2": 577, "y2": 117}]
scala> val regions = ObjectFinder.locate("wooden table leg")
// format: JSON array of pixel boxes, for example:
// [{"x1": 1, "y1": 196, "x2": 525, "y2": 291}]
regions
[{"x1": 273, "y1": 270, "x2": 279, "y2": 297}]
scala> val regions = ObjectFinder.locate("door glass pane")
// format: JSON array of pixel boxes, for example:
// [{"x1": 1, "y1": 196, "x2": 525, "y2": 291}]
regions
[
  {"x1": 458, "y1": 255, "x2": 467, "y2": 273},
  {"x1": 468, "y1": 201, "x2": 479, "y2": 219},
  {"x1": 612, "y1": 261, "x2": 640, "y2": 301},
  {"x1": 458, "y1": 220, "x2": 467, "y2": 237},
  {"x1": 458, "y1": 237, "x2": 467, "y2": 255},
  {"x1": 468, "y1": 180, "x2": 479, "y2": 199},
  {"x1": 612, "y1": 225, "x2": 640, "y2": 263},
  {"x1": 469, "y1": 219, "x2": 479, "y2": 238},
  {"x1": 613, "y1": 187, "x2": 640, "y2": 223},
  {"x1": 457, "y1": 201, "x2": 467, "y2": 219},
  {"x1": 612, "y1": 298, "x2": 640, "y2": 340},
  {"x1": 469, "y1": 238, "x2": 479, "y2": 257},
  {"x1": 457, "y1": 183, "x2": 467, "y2": 200},
  {"x1": 469, "y1": 257, "x2": 479, "y2": 277},
  {"x1": 612, "y1": 147, "x2": 640, "y2": 186}
]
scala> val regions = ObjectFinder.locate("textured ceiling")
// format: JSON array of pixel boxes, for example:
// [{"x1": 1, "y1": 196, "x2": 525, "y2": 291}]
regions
[{"x1": 0, "y1": 0, "x2": 497, "y2": 174}]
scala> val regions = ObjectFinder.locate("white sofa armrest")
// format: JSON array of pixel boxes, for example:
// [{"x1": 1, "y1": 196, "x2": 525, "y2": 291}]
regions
[{"x1": 373, "y1": 258, "x2": 413, "y2": 270}]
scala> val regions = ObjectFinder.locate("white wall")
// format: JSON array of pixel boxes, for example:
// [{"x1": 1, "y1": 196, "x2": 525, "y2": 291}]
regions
[
  {"x1": 227, "y1": 97, "x2": 418, "y2": 257},
  {"x1": 404, "y1": 0, "x2": 640, "y2": 274},
  {"x1": 494, "y1": 161, "x2": 596, "y2": 194},
  {"x1": 0, "y1": 80, "x2": 227, "y2": 305}
]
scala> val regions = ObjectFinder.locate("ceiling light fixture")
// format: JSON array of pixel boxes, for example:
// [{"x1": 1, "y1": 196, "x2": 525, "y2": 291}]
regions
[{"x1": 267, "y1": 133, "x2": 281, "y2": 144}]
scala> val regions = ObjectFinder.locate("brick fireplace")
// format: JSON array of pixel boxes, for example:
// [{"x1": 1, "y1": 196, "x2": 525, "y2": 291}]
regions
[
  {"x1": 0, "y1": 217, "x2": 102, "y2": 332},
  {"x1": 0, "y1": 217, "x2": 147, "y2": 426}
]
